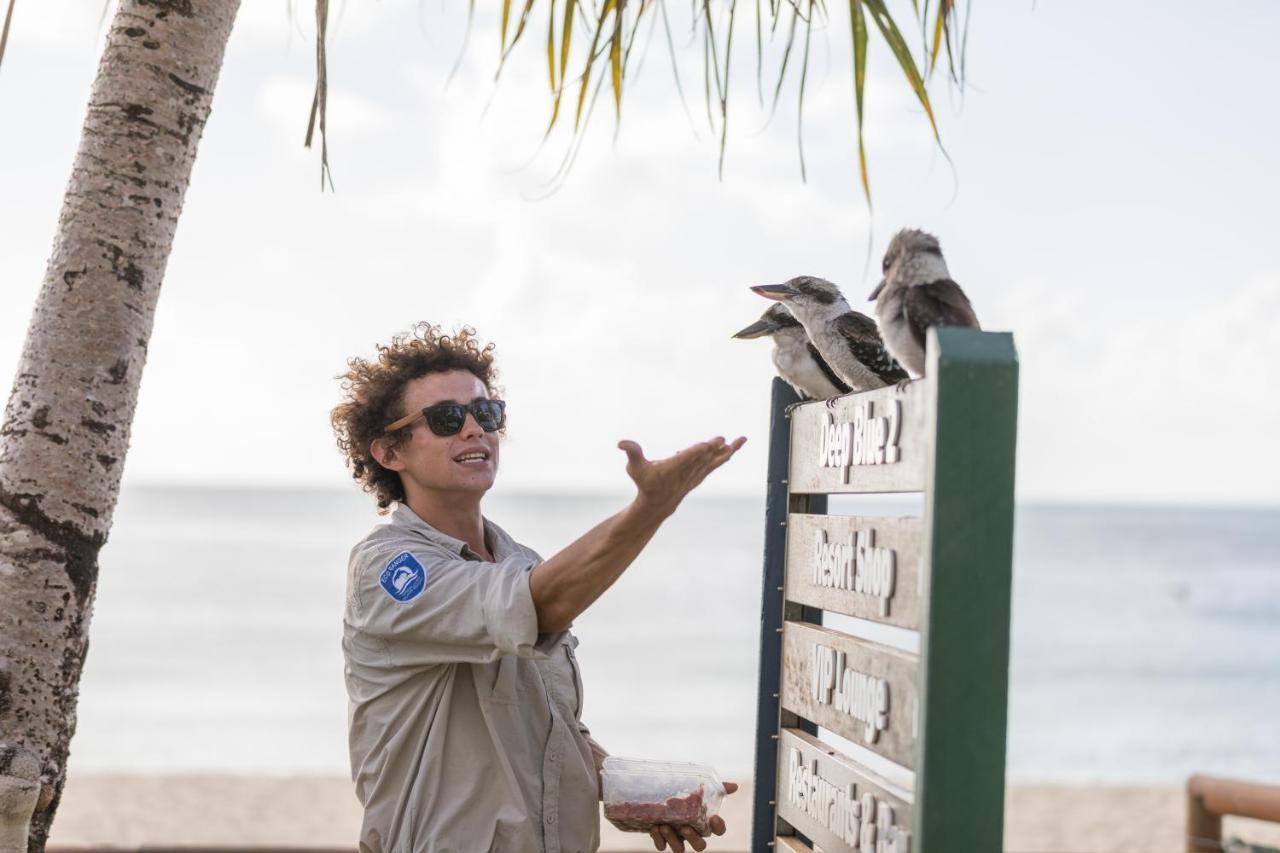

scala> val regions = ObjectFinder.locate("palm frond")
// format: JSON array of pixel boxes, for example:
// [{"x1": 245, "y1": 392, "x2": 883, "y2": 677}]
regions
[
  {"x1": 546, "y1": 0, "x2": 558, "y2": 92},
  {"x1": 0, "y1": 0, "x2": 16, "y2": 72},
  {"x1": 795, "y1": 1, "x2": 813, "y2": 181},
  {"x1": 304, "y1": 0, "x2": 333, "y2": 191},
  {"x1": 849, "y1": 0, "x2": 869, "y2": 204},
  {"x1": 862, "y1": 0, "x2": 940, "y2": 144},
  {"x1": 302, "y1": 0, "x2": 969, "y2": 200}
]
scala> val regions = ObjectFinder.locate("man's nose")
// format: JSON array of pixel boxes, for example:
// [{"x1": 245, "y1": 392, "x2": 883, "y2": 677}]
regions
[{"x1": 458, "y1": 412, "x2": 484, "y2": 439}]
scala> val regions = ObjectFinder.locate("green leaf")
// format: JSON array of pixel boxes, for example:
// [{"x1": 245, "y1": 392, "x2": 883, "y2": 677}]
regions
[
  {"x1": 717, "y1": 0, "x2": 738, "y2": 177},
  {"x1": 500, "y1": 0, "x2": 512, "y2": 56},
  {"x1": 862, "y1": 0, "x2": 940, "y2": 143},
  {"x1": 769, "y1": 1, "x2": 799, "y2": 115},
  {"x1": 574, "y1": 0, "x2": 612, "y2": 132},
  {"x1": 0, "y1": 0, "x2": 16, "y2": 72},
  {"x1": 546, "y1": 0, "x2": 557, "y2": 91},
  {"x1": 544, "y1": 0, "x2": 576, "y2": 134},
  {"x1": 446, "y1": 0, "x2": 477, "y2": 86},
  {"x1": 754, "y1": 0, "x2": 764, "y2": 106},
  {"x1": 498, "y1": 0, "x2": 536, "y2": 77},
  {"x1": 559, "y1": 0, "x2": 575, "y2": 82},
  {"x1": 610, "y1": 2, "x2": 623, "y2": 117},
  {"x1": 849, "y1": 0, "x2": 870, "y2": 204},
  {"x1": 930, "y1": 0, "x2": 951, "y2": 77},
  {"x1": 796, "y1": 2, "x2": 813, "y2": 181},
  {"x1": 658, "y1": 0, "x2": 698, "y2": 134},
  {"x1": 305, "y1": 0, "x2": 334, "y2": 191}
]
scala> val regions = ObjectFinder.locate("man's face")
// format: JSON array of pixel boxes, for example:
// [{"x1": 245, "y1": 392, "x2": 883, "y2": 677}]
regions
[{"x1": 383, "y1": 369, "x2": 500, "y2": 498}]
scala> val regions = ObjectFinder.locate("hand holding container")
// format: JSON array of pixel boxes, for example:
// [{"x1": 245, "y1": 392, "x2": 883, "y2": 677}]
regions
[{"x1": 601, "y1": 756, "x2": 727, "y2": 835}]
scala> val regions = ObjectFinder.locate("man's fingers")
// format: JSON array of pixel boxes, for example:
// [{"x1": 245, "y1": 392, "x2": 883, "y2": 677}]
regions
[
  {"x1": 679, "y1": 826, "x2": 707, "y2": 851},
  {"x1": 705, "y1": 436, "x2": 745, "y2": 463},
  {"x1": 723, "y1": 781, "x2": 740, "y2": 795},
  {"x1": 709, "y1": 815, "x2": 726, "y2": 836},
  {"x1": 660, "y1": 825, "x2": 685, "y2": 853},
  {"x1": 716, "y1": 437, "x2": 747, "y2": 463},
  {"x1": 698, "y1": 436, "x2": 746, "y2": 478},
  {"x1": 618, "y1": 440, "x2": 647, "y2": 468},
  {"x1": 650, "y1": 827, "x2": 666, "y2": 851},
  {"x1": 668, "y1": 435, "x2": 737, "y2": 472}
]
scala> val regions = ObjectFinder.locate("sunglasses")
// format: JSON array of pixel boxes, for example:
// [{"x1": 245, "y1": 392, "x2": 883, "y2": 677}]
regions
[{"x1": 384, "y1": 399, "x2": 506, "y2": 437}]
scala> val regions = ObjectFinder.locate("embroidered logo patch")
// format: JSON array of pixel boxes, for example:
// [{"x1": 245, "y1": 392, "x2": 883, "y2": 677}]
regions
[{"x1": 380, "y1": 551, "x2": 426, "y2": 602}]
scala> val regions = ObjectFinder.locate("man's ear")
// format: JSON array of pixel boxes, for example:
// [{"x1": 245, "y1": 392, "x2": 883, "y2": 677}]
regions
[{"x1": 370, "y1": 437, "x2": 406, "y2": 472}]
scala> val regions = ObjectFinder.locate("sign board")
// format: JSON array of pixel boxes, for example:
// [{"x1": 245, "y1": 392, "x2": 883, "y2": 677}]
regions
[
  {"x1": 752, "y1": 328, "x2": 1019, "y2": 853},
  {"x1": 779, "y1": 622, "x2": 919, "y2": 768},
  {"x1": 783, "y1": 513, "x2": 922, "y2": 629},
  {"x1": 787, "y1": 380, "x2": 929, "y2": 495},
  {"x1": 776, "y1": 728, "x2": 914, "y2": 853}
]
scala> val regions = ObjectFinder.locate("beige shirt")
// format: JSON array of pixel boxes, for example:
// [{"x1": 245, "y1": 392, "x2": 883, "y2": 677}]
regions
[{"x1": 344, "y1": 504, "x2": 601, "y2": 853}]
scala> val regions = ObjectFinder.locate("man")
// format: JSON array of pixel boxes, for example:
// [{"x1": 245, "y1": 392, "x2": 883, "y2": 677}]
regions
[{"x1": 330, "y1": 324, "x2": 745, "y2": 853}]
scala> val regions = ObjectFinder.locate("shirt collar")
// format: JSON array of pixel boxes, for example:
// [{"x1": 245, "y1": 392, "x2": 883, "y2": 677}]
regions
[{"x1": 390, "y1": 503, "x2": 508, "y2": 561}]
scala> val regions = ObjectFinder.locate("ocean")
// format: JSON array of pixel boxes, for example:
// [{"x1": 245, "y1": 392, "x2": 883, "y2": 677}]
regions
[{"x1": 70, "y1": 485, "x2": 1280, "y2": 786}]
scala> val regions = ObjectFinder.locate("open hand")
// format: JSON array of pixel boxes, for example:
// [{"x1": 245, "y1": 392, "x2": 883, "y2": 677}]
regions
[
  {"x1": 618, "y1": 437, "x2": 747, "y2": 518},
  {"x1": 648, "y1": 782, "x2": 739, "y2": 853}
]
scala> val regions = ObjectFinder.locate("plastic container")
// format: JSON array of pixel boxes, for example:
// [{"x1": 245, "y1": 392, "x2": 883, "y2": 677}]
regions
[{"x1": 601, "y1": 756, "x2": 727, "y2": 835}]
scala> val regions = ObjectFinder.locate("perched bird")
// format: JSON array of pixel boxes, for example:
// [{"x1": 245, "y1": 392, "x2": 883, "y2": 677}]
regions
[
  {"x1": 732, "y1": 303, "x2": 852, "y2": 400},
  {"x1": 869, "y1": 229, "x2": 980, "y2": 377},
  {"x1": 750, "y1": 276, "x2": 908, "y2": 392}
]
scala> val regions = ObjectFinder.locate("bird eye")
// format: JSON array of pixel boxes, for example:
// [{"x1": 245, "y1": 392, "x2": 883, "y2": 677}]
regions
[{"x1": 882, "y1": 255, "x2": 893, "y2": 273}]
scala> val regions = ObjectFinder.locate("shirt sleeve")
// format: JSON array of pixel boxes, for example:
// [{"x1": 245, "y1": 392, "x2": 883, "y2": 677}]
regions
[{"x1": 350, "y1": 542, "x2": 553, "y2": 666}]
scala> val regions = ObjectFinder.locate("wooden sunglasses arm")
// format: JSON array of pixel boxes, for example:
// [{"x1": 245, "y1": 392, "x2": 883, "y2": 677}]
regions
[{"x1": 383, "y1": 410, "x2": 421, "y2": 434}]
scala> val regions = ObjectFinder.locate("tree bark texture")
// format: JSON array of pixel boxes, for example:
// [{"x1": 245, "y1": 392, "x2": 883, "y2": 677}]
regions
[
  {"x1": 0, "y1": 746, "x2": 39, "y2": 853},
  {"x1": 0, "y1": 2, "x2": 240, "y2": 849}
]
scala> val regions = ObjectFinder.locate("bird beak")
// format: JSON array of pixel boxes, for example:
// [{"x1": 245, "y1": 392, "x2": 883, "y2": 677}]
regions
[
  {"x1": 732, "y1": 318, "x2": 776, "y2": 339},
  {"x1": 868, "y1": 279, "x2": 886, "y2": 301},
  {"x1": 751, "y1": 284, "x2": 795, "y2": 301}
]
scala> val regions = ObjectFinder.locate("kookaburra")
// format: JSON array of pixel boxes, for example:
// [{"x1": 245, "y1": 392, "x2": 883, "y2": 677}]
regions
[
  {"x1": 869, "y1": 229, "x2": 980, "y2": 377},
  {"x1": 732, "y1": 303, "x2": 852, "y2": 400},
  {"x1": 750, "y1": 276, "x2": 908, "y2": 392}
]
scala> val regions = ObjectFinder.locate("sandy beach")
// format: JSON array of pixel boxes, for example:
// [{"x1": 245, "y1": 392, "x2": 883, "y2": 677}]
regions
[{"x1": 43, "y1": 774, "x2": 1280, "y2": 852}]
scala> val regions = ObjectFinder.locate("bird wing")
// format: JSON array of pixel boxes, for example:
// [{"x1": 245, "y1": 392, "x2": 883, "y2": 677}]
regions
[
  {"x1": 902, "y1": 278, "x2": 981, "y2": 351},
  {"x1": 806, "y1": 342, "x2": 853, "y2": 394},
  {"x1": 832, "y1": 312, "x2": 909, "y2": 384}
]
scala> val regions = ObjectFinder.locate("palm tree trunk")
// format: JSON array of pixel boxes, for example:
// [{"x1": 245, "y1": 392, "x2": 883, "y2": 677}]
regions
[{"x1": 0, "y1": 2, "x2": 240, "y2": 849}]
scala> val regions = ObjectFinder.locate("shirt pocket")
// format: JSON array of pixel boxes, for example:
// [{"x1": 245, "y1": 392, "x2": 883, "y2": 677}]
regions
[
  {"x1": 474, "y1": 654, "x2": 520, "y2": 705},
  {"x1": 562, "y1": 637, "x2": 584, "y2": 719}
]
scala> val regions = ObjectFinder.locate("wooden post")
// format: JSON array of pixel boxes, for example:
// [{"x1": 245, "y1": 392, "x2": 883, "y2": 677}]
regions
[
  {"x1": 1186, "y1": 775, "x2": 1280, "y2": 852},
  {"x1": 751, "y1": 379, "x2": 823, "y2": 852},
  {"x1": 912, "y1": 328, "x2": 1019, "y2": 852},
  {"x1": 754, "y1": 330, "x2": 1019, "y2": 853},
  {"x1": 1186, "y1": 786, "x2": 1223, "y2": 853}
]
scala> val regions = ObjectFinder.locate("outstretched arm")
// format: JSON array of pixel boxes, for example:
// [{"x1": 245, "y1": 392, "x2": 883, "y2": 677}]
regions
[{"x1": 528, "y1": 435, "x2": 746, "y2": 633}]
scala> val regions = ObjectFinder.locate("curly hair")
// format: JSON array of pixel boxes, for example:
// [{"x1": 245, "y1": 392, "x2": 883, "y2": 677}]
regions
[{"x1": 331, "y1": 323, "x2": 501, "y2": 512}]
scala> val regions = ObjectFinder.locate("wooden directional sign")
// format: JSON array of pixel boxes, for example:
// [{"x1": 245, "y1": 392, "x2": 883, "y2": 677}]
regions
[
  {"x1": 752, "y1": 328, "x2": 1019, "y2": 853},
  {"x1": 784, "y1": 513, "x2": 922, "y2": 630},
  {"x1": 776, "y1": 728, "x2": 914, "y2": 853},
  {"x1": 780, "y1": 622, "x2": 919, "y2": 769},
  {"x1": 787, "y1": 379, "x2": 929, "y2": 495}
]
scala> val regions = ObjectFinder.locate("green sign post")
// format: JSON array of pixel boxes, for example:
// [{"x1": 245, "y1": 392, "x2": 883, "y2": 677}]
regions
[{"x1": 751, "y1": 328, "x2": 1019, "y2": 852}]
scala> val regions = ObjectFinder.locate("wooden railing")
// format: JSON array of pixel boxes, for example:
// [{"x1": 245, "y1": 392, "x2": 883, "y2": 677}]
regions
[{"x1": 1187, "y1": 775, "x2": 1280, "y2": 853}]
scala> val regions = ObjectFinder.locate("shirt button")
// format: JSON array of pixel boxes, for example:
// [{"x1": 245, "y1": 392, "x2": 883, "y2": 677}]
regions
[
  {"x1": 549, "y1": 752, "x2": 559, "y2": 762},
  {"x1": 545, "y1": 814, "x2": 557, "y2": 825}
]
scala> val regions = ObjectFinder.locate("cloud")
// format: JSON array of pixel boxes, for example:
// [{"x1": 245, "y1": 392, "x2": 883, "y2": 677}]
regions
[
  {"x1": 0, "y1": 0, "x2": 107, "y2": 53},
  {"x1": 6, "y1": 0, "x2": 1280, "y2": 508},
  {"x1": 993, "y1": 272, "x2": 1280, "y2": 505}
]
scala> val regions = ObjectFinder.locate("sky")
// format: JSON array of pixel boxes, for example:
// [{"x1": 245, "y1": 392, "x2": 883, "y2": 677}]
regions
[{"x1": 2, "y1": 1, "x2": 1279, "y2": 506}]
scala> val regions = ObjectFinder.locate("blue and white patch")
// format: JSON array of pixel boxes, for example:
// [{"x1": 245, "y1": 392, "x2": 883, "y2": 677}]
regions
[{"x1": 380, "y1": 551, "x2": 427, "y2": 603}]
